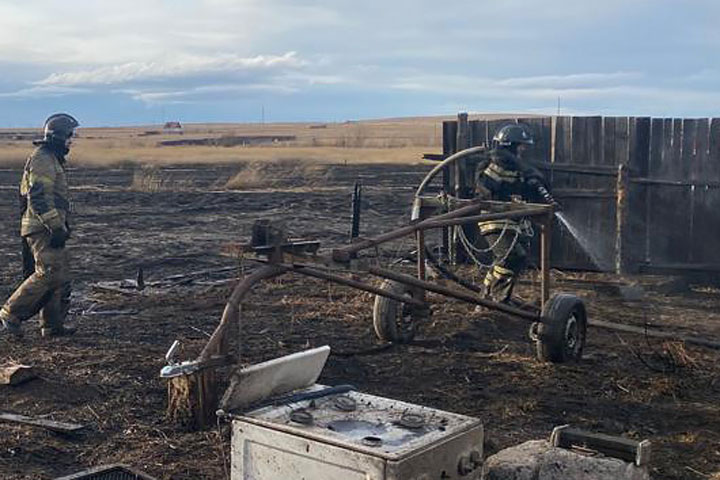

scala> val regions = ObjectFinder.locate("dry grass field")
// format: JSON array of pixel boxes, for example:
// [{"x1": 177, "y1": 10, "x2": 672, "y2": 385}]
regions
[{"x1": 0, "y1": 116, "x2": 454, "y2": 168}]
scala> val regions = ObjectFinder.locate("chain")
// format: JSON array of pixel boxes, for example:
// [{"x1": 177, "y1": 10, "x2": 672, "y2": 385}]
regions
[
  {"x1": 461, "y1": 220, "x2": 511, "y2": 253},
  {"x1": 456, "y1": 224, "x2": 520, "y2": 269}
]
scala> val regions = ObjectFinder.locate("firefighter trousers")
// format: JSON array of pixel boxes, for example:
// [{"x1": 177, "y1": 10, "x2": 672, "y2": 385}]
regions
[
  {"x1": 481, "y1": 231, "x2": 530, "y2": 303},
  {"x1": 1, "y1": 231, "x2": 70, "y2": 330}
]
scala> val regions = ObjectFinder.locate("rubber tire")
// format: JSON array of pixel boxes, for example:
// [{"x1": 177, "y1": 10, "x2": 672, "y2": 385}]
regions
[
  {"x1": 536, "y1": 293, "x2": 587, "y2": 363},
  {"x1": 373, "y1": 280, "x2": 418, "y2": 343}
]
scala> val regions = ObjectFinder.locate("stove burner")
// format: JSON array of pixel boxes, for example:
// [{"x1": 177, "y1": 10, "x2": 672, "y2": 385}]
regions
[
  {"x1": 289, "y1": 409, "x2": 314, "y2": 425},
  {"x1": 362, "y1": 436, "x2": 383, "y2": 447},
  {"x1": 333, "y1": 395, "x2": 357, "y2": 412},
  {"x1": 397, "y1": 412, "x2": 425, "y2": 429}
]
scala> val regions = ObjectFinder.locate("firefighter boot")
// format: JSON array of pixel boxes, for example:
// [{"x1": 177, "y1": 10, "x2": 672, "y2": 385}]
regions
[
  {"x1": 40, "y1": 325, "x2": 76, "y2": 338},
  {"x1": 40, "y1": 288, "x2": 76, "y2": 338},
  {"x1": 0, "y1": 309, "x2": 24, "y2": 340}
]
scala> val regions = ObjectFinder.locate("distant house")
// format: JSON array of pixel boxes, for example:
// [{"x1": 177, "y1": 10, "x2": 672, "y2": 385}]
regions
[{"x1": 163, "y1": 121, "x2": 183, "y2": 134}]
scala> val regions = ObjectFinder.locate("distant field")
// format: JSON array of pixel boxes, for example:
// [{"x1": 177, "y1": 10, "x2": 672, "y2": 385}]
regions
[{"x1": 0, "y1": 114, "x2": 530, "y2": 167}]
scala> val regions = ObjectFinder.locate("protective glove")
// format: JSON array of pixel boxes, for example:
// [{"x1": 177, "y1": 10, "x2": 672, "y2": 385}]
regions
[
  {"x1": 528, "y1": 178, "x2": 561, "y2": 211},
  {"x1": 49, "y1": 227, "x2": 70, "y2": 248}
]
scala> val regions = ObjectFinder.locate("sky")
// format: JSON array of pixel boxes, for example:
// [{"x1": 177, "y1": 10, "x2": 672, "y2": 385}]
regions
[{"x1": 0, "y1": 0, "x2": 719, "y2": 127}]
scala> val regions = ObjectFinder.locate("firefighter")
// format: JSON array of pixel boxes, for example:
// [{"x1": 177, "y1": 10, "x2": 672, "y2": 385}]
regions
[
  {"x1": 475, "y1": 123, "x2": 558, "y2": 304},
  {"x1": 0, "y1": 113, "x2": 79, "y2": 339}
]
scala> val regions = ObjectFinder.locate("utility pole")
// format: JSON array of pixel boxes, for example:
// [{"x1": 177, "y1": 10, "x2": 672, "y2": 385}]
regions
[
  {"x1": 557, "y1": 97, "x2": 561, "y2": 115},
  {"x1": 261, "y1": 104, "x2": 265, "y2": 125}
]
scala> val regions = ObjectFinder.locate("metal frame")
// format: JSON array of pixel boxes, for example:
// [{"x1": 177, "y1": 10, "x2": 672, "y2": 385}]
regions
[
  {"x1": 162, "y1": 146, "x2": 559, "y2": 386},
  {"x1": 192, "y1": 197, "x2": 555, "y2": 368}
]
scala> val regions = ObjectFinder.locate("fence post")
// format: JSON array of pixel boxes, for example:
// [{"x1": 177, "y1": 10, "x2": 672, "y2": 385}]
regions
[
  {"x1": 615, "y1": 163, "x2": 630, "y2": 274},
  {"x1": 452, "y1": 112, "x2": 471, "y2": 264}
]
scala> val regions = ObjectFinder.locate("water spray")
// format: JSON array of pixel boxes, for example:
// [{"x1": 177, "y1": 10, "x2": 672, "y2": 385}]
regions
[{"x1": 554, "y1": 211, "x2": 613, "y2": 271}]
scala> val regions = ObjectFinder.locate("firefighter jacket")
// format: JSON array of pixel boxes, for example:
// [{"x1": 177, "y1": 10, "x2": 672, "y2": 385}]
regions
[
  {"x1": 475, "y1": 148, "x2": 547, "y2": 235},
  {"x1": 19, "y1": 145, "x2": 70, "y2": 237}
]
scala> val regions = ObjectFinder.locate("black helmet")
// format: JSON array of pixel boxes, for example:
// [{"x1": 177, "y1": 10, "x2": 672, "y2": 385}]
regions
[
  {"x1": 43, "y1": 113, "x2": 79, "y2": 142},
  {"x1": 492, "y1": 124, "x2": 534, "y2": 147}
]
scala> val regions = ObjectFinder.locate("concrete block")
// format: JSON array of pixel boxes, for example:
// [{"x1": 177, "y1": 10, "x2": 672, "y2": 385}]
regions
[{"x1": 483, "y1": 440, "x2": 651, "y2": 480}]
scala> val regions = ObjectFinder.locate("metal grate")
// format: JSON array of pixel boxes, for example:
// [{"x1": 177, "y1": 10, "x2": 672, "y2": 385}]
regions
[{"x1": 55, "y1": 464, "x2": 157, "y2": 480}]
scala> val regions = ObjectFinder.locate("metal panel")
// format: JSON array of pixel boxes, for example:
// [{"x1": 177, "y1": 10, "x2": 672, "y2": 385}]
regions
[
  {"x1": 386, "y1": 425, "x2": 484, "y2": 480},
  {"x1": 232, "y1": 421, "x2": 386, "y2": 480},
  {"x1": 222, "y1": 346, "x2": 330, "y2": 412},
  {"x1": 55, "y1": 465, "x2": 157, "y2": 480}
]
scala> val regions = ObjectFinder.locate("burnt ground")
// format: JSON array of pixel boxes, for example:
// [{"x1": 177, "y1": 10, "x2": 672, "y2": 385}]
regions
[{"x1": 0, "y1": 162, "x2": 718, "y2": 480}]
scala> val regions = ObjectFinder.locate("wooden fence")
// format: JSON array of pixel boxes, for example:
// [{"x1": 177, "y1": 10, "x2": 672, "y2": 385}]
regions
[{"x1": 440, "y1": 114, "x2": 720, "y2": 273}]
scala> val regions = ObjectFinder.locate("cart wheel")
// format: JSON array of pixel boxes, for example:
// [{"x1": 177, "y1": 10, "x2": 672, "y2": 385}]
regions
[
  {"x1": 535, "y1": 293, "x2": 587, "y2": 363},
  {"x1": 373, "y1": 280, "x2": 422, "y2": 343}
]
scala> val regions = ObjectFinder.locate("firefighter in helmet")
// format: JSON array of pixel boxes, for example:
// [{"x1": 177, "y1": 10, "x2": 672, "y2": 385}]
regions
[
  {"x1": 0, "y1": 113, "x2": 79, "y2": 339},
  {"x1": 475, "y1": 123, "x2": 558, "y2": 304}
]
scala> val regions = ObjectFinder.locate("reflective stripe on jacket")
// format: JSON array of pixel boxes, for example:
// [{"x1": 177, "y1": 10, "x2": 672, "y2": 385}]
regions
[
  {"x1": 20, "y1": 146, "x2": 69, "y2": 236},
  {"x1": 476, "y1": 148, "x2": 525, "y2": 234}
]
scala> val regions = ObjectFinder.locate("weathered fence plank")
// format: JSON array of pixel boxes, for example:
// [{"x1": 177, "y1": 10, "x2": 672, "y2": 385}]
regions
[
  {"x1": 470, "y1": 119, "x2": 488, "y2": 148},
  {"x1": 603, "y1": 117, "x2": 617, "y2": 166},
  {"x1": 648, "y1": 118, "x2": 692, "y2": 265},
  {"x1": 683, "y1": 119, "x2": 699, "y2": 262},
  {"x1": 626, "y1": 117, "x2": 651, "y2": 270},
  {"x1": 553, "y1": 117, "x2": 591, "y2": 269},
  {"x1": 691, "y1": 119, "x2": 720, "y2": 264},
  {"x1": 554, "y1": 116, "x2": 572, "y2": 165},
  {"x1": 519, "y1": 117, "x2": 551, "y2": 161}
]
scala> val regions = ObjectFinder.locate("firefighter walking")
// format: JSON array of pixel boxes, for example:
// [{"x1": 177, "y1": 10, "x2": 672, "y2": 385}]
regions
[{"x1": 0, "y1": 113, "x2": 79, "y2": 339}]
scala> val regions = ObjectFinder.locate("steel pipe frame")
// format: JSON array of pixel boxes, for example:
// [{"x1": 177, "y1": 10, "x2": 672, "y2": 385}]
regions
[
  {"x1": 199, "y1": 197, "x2": 554, "y2": 365},
  {"x1": 274, "y1": 263, "x2": 426, "y2": 307},
  {"x1": 333, "y1": 201, "x2": 552, "y2": 262},
  {"x1": 247, "y1": 260, "x2": 543, "y2": 322},
  {"x1": 367, "y1": 266, "x2": 541, "y2": 321},
  {"x1": 332, "y1": 199, "x2": 487, "y2": 261}
]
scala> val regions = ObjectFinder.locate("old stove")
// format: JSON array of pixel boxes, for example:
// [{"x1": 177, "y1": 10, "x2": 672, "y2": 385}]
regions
[{"x1": 226, "y1": 346, "x2": 484, "y2": 480}]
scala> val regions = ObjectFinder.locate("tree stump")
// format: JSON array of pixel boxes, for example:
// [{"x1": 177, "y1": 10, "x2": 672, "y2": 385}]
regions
[{"x1": 166, "y1": 368, "x2": 217, "y2": 430}]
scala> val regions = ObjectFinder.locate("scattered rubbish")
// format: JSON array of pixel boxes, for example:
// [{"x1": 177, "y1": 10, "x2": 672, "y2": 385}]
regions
[
  {"x1": 589, "y1": 319, "x2": 720, "y2": 350},
  {"x1": 79, "y1": 303, "x2": 138, "y2": 317},
  {"x1": 136, "y1": 266, "x2": 145, "y2": 290},
  {"x1": 0, "y1": 364, "x2": 37, "y2": 386},
  {"x1": 550, "y1": 425, "x2": 651, "y2": 467},
  {"x1": 91, "y1": 266, "x2": 240, "y2": 296},
  {"x1": 54, "y1": 463, "x2": 157, "y2": 480},
  {"x1": 0, "y1": 412, "x2": 85, "y2": 434}
]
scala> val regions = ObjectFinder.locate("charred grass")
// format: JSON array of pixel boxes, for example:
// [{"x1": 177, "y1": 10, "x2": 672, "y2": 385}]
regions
[{"x1": 0, "y1": 156, "x2": 718, "y2": 479}]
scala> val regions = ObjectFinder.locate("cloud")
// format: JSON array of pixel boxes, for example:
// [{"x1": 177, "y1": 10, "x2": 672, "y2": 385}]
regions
[
  {"x1": 119, "y1": 83, "x2": 299, "y2": 105},
  {"x1": 36, "y1": 52, "x2": 305, "y2": 87},
  {"x1": 0, "y1": 85, "x2": 89, "y2": 99},
  {"x1": 496, "y1": 72, "x2": 643, "y2": 89}
]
